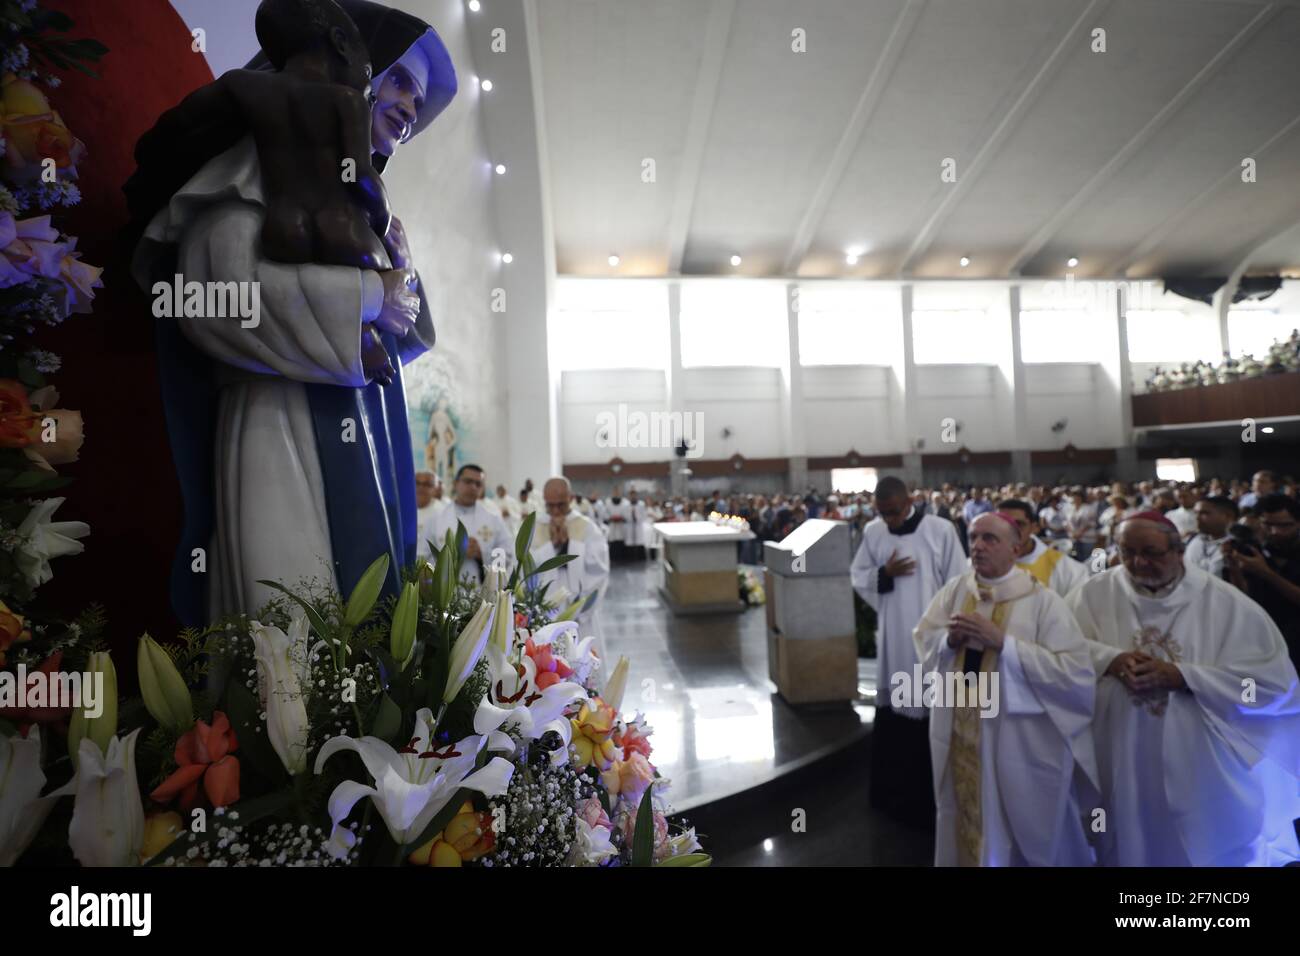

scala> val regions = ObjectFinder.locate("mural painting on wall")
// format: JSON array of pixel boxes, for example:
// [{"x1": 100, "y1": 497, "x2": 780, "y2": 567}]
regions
[{"x1": 405, "y1": 353, "x2": 472, "y2": 486}]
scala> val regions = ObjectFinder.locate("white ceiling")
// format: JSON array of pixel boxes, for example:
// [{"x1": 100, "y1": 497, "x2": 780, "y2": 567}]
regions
[{"x1": 530, "y1": 0, "x2": 1300, "y2": 280}]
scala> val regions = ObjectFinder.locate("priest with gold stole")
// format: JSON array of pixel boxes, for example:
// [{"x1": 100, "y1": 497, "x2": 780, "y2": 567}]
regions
[
  {"x1": 1067, "y1": 511, "x2": 1300, "y2": 866},
  {"x1": 913, "y1": 513, "x2": 1099, "y2": 866},
  {"x1": 1000, "y1": 499, "x2": 1089, "y2": 598}
]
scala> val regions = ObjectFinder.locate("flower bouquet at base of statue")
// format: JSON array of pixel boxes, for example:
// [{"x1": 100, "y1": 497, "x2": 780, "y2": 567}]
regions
[{"x1": 4, "y1": 512, "x2": 708, "y2": 867}]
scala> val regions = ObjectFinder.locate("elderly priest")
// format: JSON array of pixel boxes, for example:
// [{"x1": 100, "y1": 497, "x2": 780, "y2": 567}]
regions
[
  {"x1": 913, "y1": 512, "x2": 1099, "y2": 866},
  {"x1": 531, "y1": 476, "x2": 611, "y2": 660},
  {"x1": 1067, "y1": 511, "x2": 1300, "y2": 866}
]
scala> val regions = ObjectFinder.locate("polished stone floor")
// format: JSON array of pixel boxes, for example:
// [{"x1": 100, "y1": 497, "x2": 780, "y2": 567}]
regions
[
  {"x1": 600, "y1": 558, "x2": 874, "y2": 811},
  {"x1": 600, "y1": 558, "x2": 933, "y2": 865}
]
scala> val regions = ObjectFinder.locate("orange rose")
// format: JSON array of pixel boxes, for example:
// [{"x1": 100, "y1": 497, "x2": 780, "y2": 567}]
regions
[
  {"x1": 408, "y1": 801, "x2": 496, "y2": 866},
  {"x1": 1, "y1": 74, "x2": 86, "y2": 183},
  {"x1": 0, "y1": 379, "x2": 41, "y2": 449}
]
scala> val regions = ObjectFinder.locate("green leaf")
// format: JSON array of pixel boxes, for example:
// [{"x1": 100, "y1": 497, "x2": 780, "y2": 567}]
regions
[
  {"x1": 533, "y1": 552, "x2": 578, "y2": 576},
  {"x1": 369, "y1": 692, "x2": 402, "y2": 743},
  {"x1": 145, "y1": 788, "x2": 296, "y2": 866},
  {"x1": 344, "y1": 554, "x2": 390, "y2": 628},
  {"x1": 631, "y1": 785, "x2": 656, "y2": 867},
  {"x1": 514, "y1": 512, "x2": 537, "y2": 566},
  {"x1": 256, "y1": 580, "x2": 332, "y2": 643},
  {"x1": 221, "y1": 679, "x2": 288, "y2": 785},
  {"x1": 656, "y1": 852, "x2": 712, "y2": 867},
  {"x1": 390, "y1": 581, "x2": 419, "y2": 669},
  {"x1": 401, "y1": 788, "x2": 469, "y2": 857}
]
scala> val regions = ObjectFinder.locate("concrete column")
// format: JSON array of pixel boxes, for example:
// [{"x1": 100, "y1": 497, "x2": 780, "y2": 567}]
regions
[
  {"x1": 898, "y1": 284, "x2": 922, "y2": 486},
  {"x1": 668, "y1": 282, "x2": 689, "y2": 498},
  {"x1": 784, "y1": 281, "x2": 807, "y2": 491}
]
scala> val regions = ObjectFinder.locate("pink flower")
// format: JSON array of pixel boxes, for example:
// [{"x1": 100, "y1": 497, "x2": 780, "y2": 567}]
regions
[
  {"x1": 577, "y1": 796, "x2": 611, "y2": 832},
  {"x1": 615, "y1": 720, "x2": 653, "y2": 762},
  {"x1": 615, "y1": 752, "x2": 656, "y2": 809}
]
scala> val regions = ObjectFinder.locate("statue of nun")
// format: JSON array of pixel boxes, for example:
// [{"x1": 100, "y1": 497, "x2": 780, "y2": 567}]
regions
[{"x1": 126, "y1": 0, "x2": 456, "y2": 624}]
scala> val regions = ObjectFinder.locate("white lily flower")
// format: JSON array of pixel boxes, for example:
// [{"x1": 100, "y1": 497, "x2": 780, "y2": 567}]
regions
[
  {"x1": 315, "y1": 706, "x2": 514, "y2": 849},
  {"x1": 0, "y1": 726, "x2": 74, "y2": 866},
  {"x1": 569, "y1": 815, "x2": 618, "y2": 866},
  {"x1": 477, "y1": 641, "x2": 584, "y2": 766},
  {"x1": 67, "y1": 729, "x2": 144, "y2": 867},
  {"x1": 602, "y1": 656, "x2": 630, "y2": 713},
  {"x1": 445, "y1": 600, "x2": 496, "y2": 704},
  {"x1": 251, "y1": 611, "x2": 312, "y2": 775},
  {"x1": 14, "y1": 497, "x2": 89, "y2": 588}
]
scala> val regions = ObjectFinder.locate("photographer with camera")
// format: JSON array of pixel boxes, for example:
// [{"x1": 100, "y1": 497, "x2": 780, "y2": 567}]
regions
[{"x1": 1224, "y1": 493, "x2": 1300, "y2": 669}]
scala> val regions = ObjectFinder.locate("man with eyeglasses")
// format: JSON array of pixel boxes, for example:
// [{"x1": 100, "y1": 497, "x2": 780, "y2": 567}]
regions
[
  {"x1": 429, "y1": 463, "x2": 512, "y2": 583},
  {"x1": 1067, "y1": 511, "x2": 1300, "y2": 866},
  {"x1": 1224, "y1": 493, "x2": 1300, "y2": 670},
  {"x1": 531, "y1": 476, "x2": 611, "y2": 660}
]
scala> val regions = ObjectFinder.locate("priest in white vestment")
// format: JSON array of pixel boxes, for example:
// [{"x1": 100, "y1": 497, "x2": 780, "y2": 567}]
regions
[
  {"x1": 531, "y1": 477, "x2": 612, "y2": 662},
  {"x1": 430, "y1": 464, "x2": 512, "y2": 584},
  {"x1": 415, "y1": 471, "x2": 448, "y2": 560},
  {"x1": 1000, "y1": 499, "x2": 1089, "y2": 597},
  {"x1": 914, "y1": 513, "x2": 1099, "y2": 866},
  {"x1": 851, "y1": 477, "x2": 966, "y2": 824},
  {"x1": 494, "y1": 484, "x2": 523, "y2": 538},
  {"x1": 1066, "y1": 511, "x2": 1300, "y2": 866}
]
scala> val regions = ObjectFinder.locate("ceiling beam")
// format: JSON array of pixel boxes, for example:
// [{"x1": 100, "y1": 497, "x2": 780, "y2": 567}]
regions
[
  {"x1": 781, "y1": 0, "x2": 925, "y2": 275},
  {"x1": 897, "y1": 0, "x2": 1109, "y2": 276},
  {"x1": 664, "y1": 0, "x2": 736, "y2": 275},
  {"x1": 1008, "y1": 3, "x2": 1278, "y2": 277},
  {"x1": 1103, "y1": 110, "x2": 1300, "y2": 276}
]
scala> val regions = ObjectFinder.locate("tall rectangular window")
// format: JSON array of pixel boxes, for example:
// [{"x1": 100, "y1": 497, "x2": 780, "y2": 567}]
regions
[
  {"x1": 912, "y1": 310, "x2": 998, "y2": 364},
  {"x1": 1228, "y1": 310, "x2": 1298, "y2": 360},
  {"x1": 551, "y1": 280, "x2": 670, "y2": 371},
  {"x1": 1125, "y1": 310, "x2": 1219, "y2": 364},
  {"x1": 679, "y1": 282, "x2": 787, "y2": 368},
  {"x1": 1019, "y1": 310, "x2": 1106, "y2": 363}
]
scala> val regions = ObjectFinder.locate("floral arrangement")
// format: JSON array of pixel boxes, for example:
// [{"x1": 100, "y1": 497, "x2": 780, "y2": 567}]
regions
[
  {"x1": 0, "y1": 1, "x2": 103, "y2": 657},
  {"x1": 3, "y1": 514, "x2": 709, "y2": 868},
  {"x1": 738, "y1": 566, "x2": 764, "y2": 607}
]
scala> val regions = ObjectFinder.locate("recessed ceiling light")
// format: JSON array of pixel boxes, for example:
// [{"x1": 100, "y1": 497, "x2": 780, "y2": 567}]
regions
[
  {"x1": 501, "y1": 252, "x2": 513, "y2": 264},
  {"x1": 1067, "y1": 256, "x2": 1080, "y2": 268},
  {"x1": 1262, "y1": 426, "x2": 1275, "y2": 434},
  {"x1": 730, "y1": 254, "x2": 742, "y2": 266},
  {"x1": 480, "y1": 78, "x2": 493, "y2": 92},
  {"x1": 959, "y1": 256, "x2": 971, "y2": 268},
  {"x1": 846, "y1": 254, "x2": 859, "y2": 265},
  {"x1": 608, "y1": 254, "x2": 620, "y2": 267},
  {"x1": 468, "y1": 0, "x2": 481, "y2": 11},
  {"x1": 494, "y1": 164, "x2": 506, "y2": 175}
]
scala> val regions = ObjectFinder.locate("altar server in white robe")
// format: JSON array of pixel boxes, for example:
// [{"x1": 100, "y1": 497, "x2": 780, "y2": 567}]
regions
[
  {"x1": 415, "y1": 471, "x2": 448, "y2": 560},
  {"x1": 623, "y1": 489, "x2": 649, "y2": 557},
  {"x1": 604, "y1": 489, "x2": 630, "y2": 548},
  {"x1": 914, "y1": 513, "x2": 1099, "y2": 866},
  {"x1": 1067, "y1": 511, "x2": 1300, "y2": 866},
  {"x1": 531, "y1": 477, "x2": 612, "y2": 662},
  {"x1": 851, "y1": 476, "x2": 966, "y2": 825},
  {"x1": 1184, "y1": 494, "x2": 1235, "y2": 579},
  {"x1": 494, "y1": 483, "x2": 523, "y2": 538},
  {"x1": 1000, "y1": 499, "x2": 1089, "y2": 597},
  {"x1": 430, "y1": 464, "x2": 512, "y2": 584}
]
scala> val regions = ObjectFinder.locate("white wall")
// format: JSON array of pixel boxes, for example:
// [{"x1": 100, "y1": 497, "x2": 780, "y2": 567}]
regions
[
  {"x1": 384, "y1": 0, "x2": 508, "y2": 487},
  {"x1": 800, "y1": 365, "x2": 895, "y2": 455}
]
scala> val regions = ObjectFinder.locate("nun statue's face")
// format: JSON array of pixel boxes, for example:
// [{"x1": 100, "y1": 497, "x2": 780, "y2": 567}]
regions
[{"x1": 371, "y1": 62, "x2": 426, "y2": 157}]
